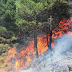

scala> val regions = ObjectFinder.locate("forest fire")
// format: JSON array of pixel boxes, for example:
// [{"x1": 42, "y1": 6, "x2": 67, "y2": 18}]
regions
[{"x1": 5, "y1": 17, "x2": 72, "y2": 72}]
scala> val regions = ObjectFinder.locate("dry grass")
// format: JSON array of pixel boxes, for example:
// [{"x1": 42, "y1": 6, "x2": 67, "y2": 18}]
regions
[{"x1": 0, "y1": 56, "x2": 14, "y2": 72}]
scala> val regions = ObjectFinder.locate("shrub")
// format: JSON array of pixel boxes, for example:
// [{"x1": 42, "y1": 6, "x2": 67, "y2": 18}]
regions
[{"x1": 0, "y1": 44, "x2": 10, "y2": 56}]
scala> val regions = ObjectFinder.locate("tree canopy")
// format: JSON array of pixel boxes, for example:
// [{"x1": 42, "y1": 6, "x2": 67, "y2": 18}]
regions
[{"x1": 0, "y1": 0, "x2": 70, "y2": 40}]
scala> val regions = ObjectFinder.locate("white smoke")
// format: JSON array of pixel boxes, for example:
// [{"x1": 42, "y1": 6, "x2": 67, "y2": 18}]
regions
[
  {"x1": 54, "y1": 34, "x2": 72, "y2": 56},
  {"x1": 21, "y1": 68, "x2": 32, "y2": 72}
]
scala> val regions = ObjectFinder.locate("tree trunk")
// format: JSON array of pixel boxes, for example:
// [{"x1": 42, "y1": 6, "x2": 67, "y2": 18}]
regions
[
  {"x1": 66, "y1": 0, "x2": 68, "y2": 2},
  {"x1": 46, "y1": 32, "x2": 49, "y2": 50},
  {"x1": 49, "y1": 29, "x2": 52, "y2": 50},
  {"x1": 46, "y1": 33, "x2": 48, "y2": 49},
  {"x1": 34, "y1": 30, "x2": 38, "y2": 58},
  {"x1": 45, "y1": 26, "x2": 49, "y2": 50}
]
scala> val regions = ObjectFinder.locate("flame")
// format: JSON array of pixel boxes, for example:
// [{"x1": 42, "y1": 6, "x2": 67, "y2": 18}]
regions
[
  {"x1": 5, "y1": 17, "x2": 72, "y2": 71},
  {"x1": 16, "y1": 60, "x2": 19, "y2": 67},
  {"x1": 5, "y1": 47, "x2": 16, "y2": 62}
]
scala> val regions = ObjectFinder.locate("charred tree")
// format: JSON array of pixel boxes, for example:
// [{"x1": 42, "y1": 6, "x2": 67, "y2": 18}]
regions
[
  {"x1": 41, "y1": 23, "x2": 50, "y2": 49},
  {"x1": 46, "y1": 31, "x2": 49, "y2": 49},
  {"x1": 49, "y1": 29, "x2": 52, "y2": 50},
  {"x1": 66, "y1": 0, "x2": 68, "y2": 2},
  {"x1": 48, "y1": 16, "x2": 53, "y2": 51},
  {"x1": 34, "y1": 30, "x2": 38, "y2": 58},
  {"x1": 46, "y1": 26, "x2": 50, "y2": 49}
]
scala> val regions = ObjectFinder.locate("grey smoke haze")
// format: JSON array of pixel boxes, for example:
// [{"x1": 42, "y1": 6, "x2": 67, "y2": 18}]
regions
[
  {"x1": 54, "y1": 34, "x2": 72, "y2": 56},
  {"x1": 21, "y1": 68, "x2": 32, "y2": 72}
]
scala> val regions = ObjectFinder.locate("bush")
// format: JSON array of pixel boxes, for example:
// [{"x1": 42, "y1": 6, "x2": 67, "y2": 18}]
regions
[
  {"x1": 0, "y1": 36, "x2": 17, "y2": 44},
  {"x1": 0, "y1": 26, "x2": 7, "y2": 33},
  {"x1": 0, "y1": 26, "x2": 7, "y2": 38},
  {"x1": 0, "y1": 44, "x2": 10, "y2": 56}
]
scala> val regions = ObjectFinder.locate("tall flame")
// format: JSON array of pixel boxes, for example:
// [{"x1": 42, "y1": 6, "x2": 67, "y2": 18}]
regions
[{"x1": 5, "y1": 17, "x2": 72, "y2": 71}]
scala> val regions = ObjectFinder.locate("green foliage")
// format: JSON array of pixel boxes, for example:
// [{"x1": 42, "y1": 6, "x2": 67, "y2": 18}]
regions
[
  {"x1": 52, "y1": 0, "x2": 69, "y2": 21},
  {"x1": 0, "y1": 44, "x2": 10, "y2": 55},
  {"x1": 0, "y1": 36, "x2": 17, "y2": 44},
  {"x1": 0, "y1": 0, "x2": 70, "y2": 42},
  {"x1": 15, "y1": 0, "x2": 45, "y2": 38},
  {"x1": 0, "y1": 26, "x2": 7, "y2": 38},
  {"x1": 15, "y1": 0, "x2": 35, "y2": 20},
  {"x1": 34, "y1": 2, "x2": 45, "y2": 14},
  {"x1": 0, "y1": 26, "x2": 7, "y2": 33},
  {"x1": 10, "y1": 37, "x2": 17, "y2": 42},
  {"x1": 0, "y1": 0, "x2": 16, "y2": 36}
]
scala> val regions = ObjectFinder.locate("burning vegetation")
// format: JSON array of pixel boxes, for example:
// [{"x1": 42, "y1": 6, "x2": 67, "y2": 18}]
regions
[
  {"x1": 0, "y1": 0, "x2": 72, "y2": 72},
  {"x1": 4, "y1": 17, "x2": 72, "y2": 72}
]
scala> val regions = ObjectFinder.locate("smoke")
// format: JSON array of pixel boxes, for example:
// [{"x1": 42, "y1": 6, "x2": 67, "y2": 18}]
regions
[
  {"x1": 21, "y1": 68, "x2": 32, "y2": 72},
  {"x1": 54, "y1": 33, "x2": 72, "y2": 56}
]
